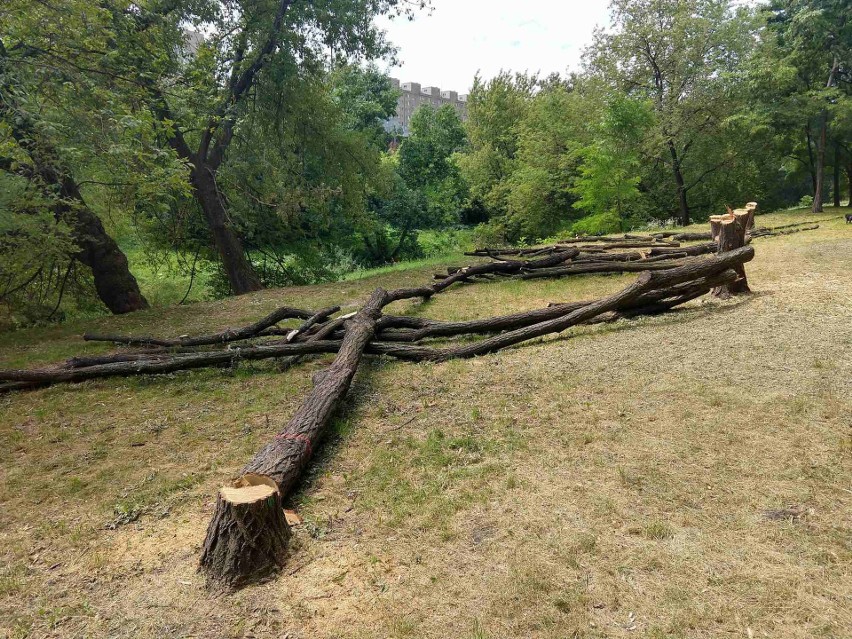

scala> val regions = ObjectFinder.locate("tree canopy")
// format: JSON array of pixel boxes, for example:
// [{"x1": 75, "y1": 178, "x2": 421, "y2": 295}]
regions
[{"x1": 1, "y1": 0, "x2": 850, "y2": 325}]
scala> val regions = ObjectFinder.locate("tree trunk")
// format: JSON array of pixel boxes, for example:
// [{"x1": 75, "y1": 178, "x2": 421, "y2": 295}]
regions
[
  {"x1": 667, "y1": 141, "x2": 690, "y2": 225},
  {"x1": 190, "y1": 165, "x2": 262, "y2": 295},
  {"x1": 58, "y1": 175, "x2": 149, "y2": 314},
  {"x1": 199, "y1": 474, "x2": 290, "y2": 589},
  {"x1": 806, "y1": 125, "x2": 817, "y2": 195},
  {"x1": 200, "y1": 287, "x2": 389, "y2": 586},
  {"x1": 833, "y1": 143, "x2": 841, "y2": 208},
  {"x1": 847, "y1": 161, "x2": 852, "y2": 207},
  {"x1": 812, "y1": 114, "x2": 827, "y2": 213},
  {"x1": 814, "y1": 58, "x2": 839, "y2": 214}
]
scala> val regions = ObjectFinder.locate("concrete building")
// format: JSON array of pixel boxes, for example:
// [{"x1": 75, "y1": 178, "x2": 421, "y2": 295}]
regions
[{"x1": 387, "y1": 78, "x2": 469, "y2": 136}]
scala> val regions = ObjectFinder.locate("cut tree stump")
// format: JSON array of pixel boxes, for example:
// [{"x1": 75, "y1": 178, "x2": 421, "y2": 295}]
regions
[
  {"x1": 744, "y1": 202, "x2": 758, "y2": 230},
  {"x1": 199, "y1": 288, "x2": 391, "y2": 587},
  {"x1": 199, "y1": 474, "x2": 291, "y2": 589},
  {"x1": 712, "y1": 215, "x2": 750, "y2": 298}
]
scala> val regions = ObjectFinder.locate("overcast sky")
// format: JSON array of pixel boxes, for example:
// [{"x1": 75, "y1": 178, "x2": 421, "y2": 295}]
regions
[{"x1": 375, "y1": 0, "x2": 613, "y2": 94}]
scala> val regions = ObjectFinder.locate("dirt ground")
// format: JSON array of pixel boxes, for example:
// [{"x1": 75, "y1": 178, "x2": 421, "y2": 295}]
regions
[{"x1": 1, "y1": 210, "x2": 850, "y2": 639}]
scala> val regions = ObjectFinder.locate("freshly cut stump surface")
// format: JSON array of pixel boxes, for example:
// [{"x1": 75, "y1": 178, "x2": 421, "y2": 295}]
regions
[{"x1": 199, "y1": 474, "x2": 290, "y2": 588}]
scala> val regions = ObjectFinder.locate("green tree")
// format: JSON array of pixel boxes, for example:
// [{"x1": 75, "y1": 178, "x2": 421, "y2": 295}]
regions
[
  {"x1": 503, "y1": 82, "x2": 588, "y2": 240},
  {"x1": 571, "y1": 98, "x2": 654, "y2": 233},
  {"x1": 397, "y1": 104, "x2": 468, "y2": 225},
  {"x1": 755, "y1": 0, "x2": 852, "y2": 212},
  {"x1": 331, "y1": 64, "x2": 400, "y2": 148},
  {"x1": 2, "y1": 0, "x2": 429, "y2": 294},
  {"x1": 587, "y1": 0, "x2": 755, "y2": 224},
  {"x1": 457, "y1": 72, "x2": 538, "y2": 222}
]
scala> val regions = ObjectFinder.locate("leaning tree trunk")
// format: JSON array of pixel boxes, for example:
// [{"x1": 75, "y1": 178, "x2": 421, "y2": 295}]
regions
[
  {"x1": 190, "y1": 164, "x2": 262, "y2": 295},
  {"x1": 0, "y1": 45, "x2": 147, "y2": 314},
  {"x1": 56, "y1": 174, "x2": 149, "y2": 314}
]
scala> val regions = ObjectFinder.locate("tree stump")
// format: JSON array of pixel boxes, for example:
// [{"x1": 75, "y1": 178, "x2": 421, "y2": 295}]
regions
[
  {"x1": 709, "y1": 215, "x2": 731, "y2": 243},
  {"x1": 744, "y1": 202, "x2": 758, "y2": 231},
  {"x1": 199, "y1": 474, "x2": 291, "y2": 588},
  {"x1": 712, "y1": 217, "x2": 750, "y2": 298},
  {"x1": 733, "y1": 209, "x2": 752, "y2": 235}
]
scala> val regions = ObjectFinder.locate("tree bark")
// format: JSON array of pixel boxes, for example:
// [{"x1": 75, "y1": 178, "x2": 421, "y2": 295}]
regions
[
  {"x1": 668, "y1": 140, "x2": 690, "y2": 225},
  {"x1": 199, "y1": 475, "x2": 290, "y2": 588},
  {"x1": 847, "y1": 160, "x2": 852, "y2": 207},
  {"x1": 847, "y1": 161, "x2": 852, "y2": 207},
  {"x1": 813, "y1": 57, "x2": 840, "y2": 214},
  {"x1": 813, "y1": 113, "x2": 827, "y2": 213},
  {"x1": 833, "y1": 142, "x2": 841, "y2": 208},
  {"x1": 190, "y1": 164, "x2": 262, "y2": 295},
  {"x1": 84, "y1": 305, "x2": 322, "y2": 347},
  {"x1": 712, "y1": 219, "x2": 749, "y2": 298}
]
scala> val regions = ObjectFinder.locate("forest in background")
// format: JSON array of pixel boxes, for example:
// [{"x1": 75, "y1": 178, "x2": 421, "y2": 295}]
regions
[{"x1": 0, "y1": 0, "x2": 850, "y2": 326}]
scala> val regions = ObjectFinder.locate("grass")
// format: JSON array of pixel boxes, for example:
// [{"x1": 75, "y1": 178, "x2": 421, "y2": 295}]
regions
[{"x1": 0, "y1": 208, "x2": 851, "y2": 638}]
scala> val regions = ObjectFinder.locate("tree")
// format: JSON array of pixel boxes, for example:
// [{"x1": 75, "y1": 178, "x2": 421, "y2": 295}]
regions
[
  {"x1": 397, "y1": 104, "x2": 468, "y2": 225},
  {"x1": 331, "y1": 64, "x2": 400, "y2": 149},
  {"x1": 571, "y1": 97, "x2": 654, "y2": 233},
  {"x1": 759, "y1": 0, "x2": 852, "y2": 212},
  {"x1": 3, "y1": 0, "x2": 429, "y2": 294},
  {"x1": 502, "y1": 81, "x2": 588, "y2": 240},
  {"x1": 0, "y1": 41, "x2": 148, "y2": 315},
  {"x1": 457, "y1": 72, "x2": 538, "y2": 222},
  {"x1": 588, "y1": 0, "x2": 754, "y2": 224}
]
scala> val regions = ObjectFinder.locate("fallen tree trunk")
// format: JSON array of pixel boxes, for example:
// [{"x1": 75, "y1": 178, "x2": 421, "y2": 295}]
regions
[
  {"x1": 0, "y1": 271, "x2": 736, "y2": 387},
  {"x1": 749, "y1": 224, "x2": 820, "y2": 239},
  {"x1": 560, "y1": 241, "x2": 681, "y2": 251},
  {"x1": 365, "y1": 248, "x2": 754, "y2": 364},
  {"x1": 376, "y1": 271, "x2": 736, "y2": 344},
  {"x1": 518, "y1": 258, "x2": 688, "y2": 280},
  {"x1": 83, "y1": 305, "x2": 320, "y2": 348},
  {"x1": 648, "y1": 243, "x2": 717, "y2": 257},
  {"x1": 200, "y1": 287, "x2": 391, "y2": 587}
]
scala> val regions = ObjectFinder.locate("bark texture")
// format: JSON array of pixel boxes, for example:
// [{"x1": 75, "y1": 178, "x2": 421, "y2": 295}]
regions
[
  {"x1": 713, "y1": 218, "x2": 749, "y2": 298},
  {"x1": 199, "y1": 475, "x2": 291, "y2": 588}
]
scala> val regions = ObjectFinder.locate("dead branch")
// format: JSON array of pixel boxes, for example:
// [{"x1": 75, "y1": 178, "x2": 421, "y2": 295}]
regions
[{"x1": 83, "y1": 305, "x2": 319, "y2": 347}]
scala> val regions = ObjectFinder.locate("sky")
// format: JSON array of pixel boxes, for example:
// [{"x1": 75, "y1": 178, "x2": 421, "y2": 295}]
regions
[{"x1": 375, "y1": 0, "x2": 613, "y2": 94}]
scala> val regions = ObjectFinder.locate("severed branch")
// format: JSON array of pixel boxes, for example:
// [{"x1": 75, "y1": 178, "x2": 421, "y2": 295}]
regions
[{"x1": 83, "y1": 306, "x2": 318, "y2": 348}]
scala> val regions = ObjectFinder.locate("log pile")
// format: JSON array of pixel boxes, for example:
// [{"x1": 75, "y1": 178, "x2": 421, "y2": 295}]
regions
[
  {"x1": 2, "y1": 201, "x2": 832, "y2": 590},
  {"x1": 0, "y1": 242, "x2": 757, "y2": 587}
]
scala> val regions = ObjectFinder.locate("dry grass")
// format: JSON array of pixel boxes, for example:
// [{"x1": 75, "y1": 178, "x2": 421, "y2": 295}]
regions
[{"x1": 1, "y1": 209, "x2": 851, "y2": 639}]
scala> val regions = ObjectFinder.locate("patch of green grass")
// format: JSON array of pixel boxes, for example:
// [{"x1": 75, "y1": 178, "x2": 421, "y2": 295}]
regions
[{"x1": 643, "y1": 520, "x2": 675, "y2": 540}]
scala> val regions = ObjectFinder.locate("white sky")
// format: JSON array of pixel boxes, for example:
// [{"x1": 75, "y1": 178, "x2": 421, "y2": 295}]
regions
[{"x1": 375, "y1": 0, "x2": 613, "y2": 94}]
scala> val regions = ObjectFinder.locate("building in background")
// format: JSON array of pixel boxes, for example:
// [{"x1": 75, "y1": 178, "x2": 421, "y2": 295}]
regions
[{"x1": 386, "y1": 78, "x2": 469, "y2": 136}]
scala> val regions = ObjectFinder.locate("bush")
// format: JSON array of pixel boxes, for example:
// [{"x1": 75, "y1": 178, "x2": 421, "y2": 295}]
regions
[
  {"x1": 417, "y1": 228, "x2": 474, "y2": 258},
  {"x1": 570, "y1": 210, "x2": 623, "y2": 236},
  {"x1": 471, "y1": 221, "x2": 514, "y2": 249},
  {"x1": 797, "y1": 194, "x2": 814, "y2": 209}
]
